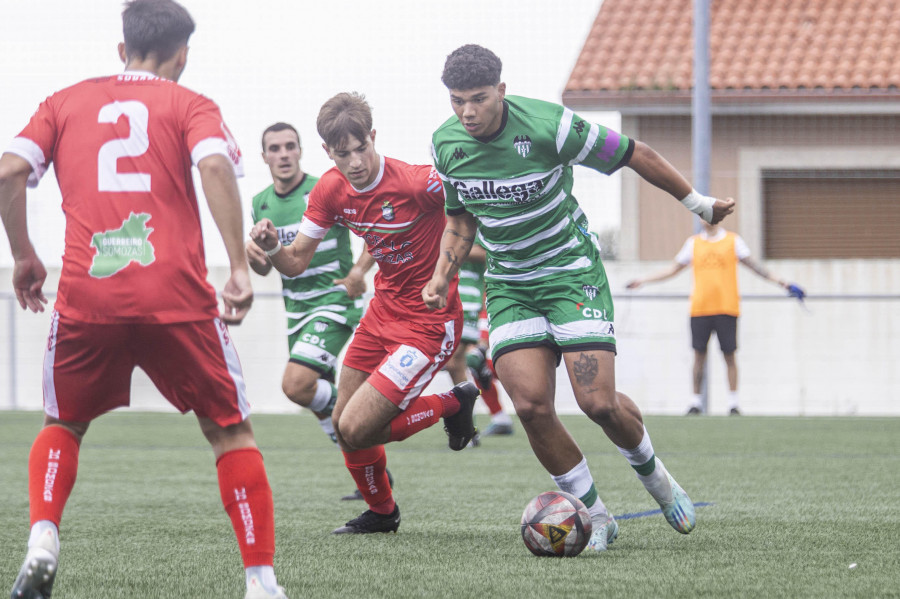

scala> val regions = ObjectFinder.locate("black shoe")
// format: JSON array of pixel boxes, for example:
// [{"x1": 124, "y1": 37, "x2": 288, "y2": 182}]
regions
[
  {"x1": 341, "y1": 468, "x2": 395, "y2": 501},
  {"x1": 686, "y1": 406, "x2": 702, "y2": 415},
  {"x1": 332, "y1": 505, "x2": 401, "y2": 534},
  {"x1": 443, "y1": 382, "x2": 479, "y2": 451},
  {"x1": 729, "y1": 407, "x2": 741, "y2": 416}
]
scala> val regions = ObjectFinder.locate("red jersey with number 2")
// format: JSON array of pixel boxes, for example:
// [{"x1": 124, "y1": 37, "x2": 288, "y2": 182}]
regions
[
  {"x1": 301, "y1": 156, "x2": 460, "y2": 324},
  {"x1": 9, "y1": 72, "x2": 243, "y2": 324}
]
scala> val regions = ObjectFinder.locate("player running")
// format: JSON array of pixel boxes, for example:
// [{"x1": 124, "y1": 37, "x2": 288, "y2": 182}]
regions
[
  {"x1": 250, "y1": 92, "x2": 478, "y2": 535},
  {"x1": 1, "y1": 1, "x2": 287, "y2": 597},
  {"x1": 425, "y1": 44, "x2": 735, "y2": 551}
]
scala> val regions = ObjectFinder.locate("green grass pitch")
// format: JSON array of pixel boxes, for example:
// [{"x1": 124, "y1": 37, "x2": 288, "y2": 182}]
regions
[{"x1": 1, "y1": 411, "x2": 898, "y2": 598}]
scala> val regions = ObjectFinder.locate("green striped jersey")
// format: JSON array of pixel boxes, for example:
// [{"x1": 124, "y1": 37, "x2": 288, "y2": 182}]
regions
[
  {"x1": 431, "y1": 95, "x2": 633, "y2": 284},
  {"x1": 250, "y1": 174, "x2": 362, "y2": 331}
]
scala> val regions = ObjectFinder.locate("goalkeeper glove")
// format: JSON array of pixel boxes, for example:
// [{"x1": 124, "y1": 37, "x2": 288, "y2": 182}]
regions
[{"x1": 787, "y1": 283, "x2": 806, "y2": 301}]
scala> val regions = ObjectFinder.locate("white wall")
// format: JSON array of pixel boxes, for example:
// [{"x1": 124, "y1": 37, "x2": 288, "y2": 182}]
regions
[{"x1": 2, "y1": 260, "x2": 898, "y2": 416}]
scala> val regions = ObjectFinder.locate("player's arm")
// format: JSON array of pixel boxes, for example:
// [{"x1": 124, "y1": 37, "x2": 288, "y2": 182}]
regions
[
  {"x1": 423, "y1": 211, "x2": 477, "y2": 310},
  {"x1": 0, "y1": 152, "x2": 48, "y2": 312},
  {"x1": 626, "y1": 141, "x2": 735, "y2": 225},
  {"x1": 626, "y1": 261, "x2": 689, "y2": 289},
  {"x1": 249, "y1": 218, "x2": 320, "y2": 278},
  {"x1": 334, "y1": 249, "x2": 375, "y2": 299},
  {"x1": 198, "y1": 153, "x2": 253, "y2": 324},
  {"x1": 739, "y1": 256, "x2": 789, "y2": 289}
]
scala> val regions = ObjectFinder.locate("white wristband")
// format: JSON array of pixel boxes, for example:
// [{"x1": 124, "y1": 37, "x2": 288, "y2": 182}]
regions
[
  {"x1": 265, "y1": 242, "x2": 283, "y2": 257},
  {"x1": 679, "y1": 189, "x2": 715, "y2": 223}
]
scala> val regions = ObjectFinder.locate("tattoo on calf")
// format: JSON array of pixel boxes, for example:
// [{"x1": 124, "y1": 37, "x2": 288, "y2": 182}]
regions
[{"x1": 572, "y1": 353, "x2": 599, "y2": 387}]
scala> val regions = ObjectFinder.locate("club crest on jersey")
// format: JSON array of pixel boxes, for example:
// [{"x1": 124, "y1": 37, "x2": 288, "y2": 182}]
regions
[
  {"x1": 513, "y1": 135, "x2": 532, "y2": 158},
  {"x1": 582, "y1": 285, "x2": 599, "y2": 301},
  {"x1": 382, "y1": 200, "x2": 395, "y2": 222}
]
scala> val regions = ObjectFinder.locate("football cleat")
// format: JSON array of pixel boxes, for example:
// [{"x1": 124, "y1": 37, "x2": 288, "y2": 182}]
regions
[
  {"x1": 332, "y1": 506, "x2": 401, "y2": 534},
  {"x1": 729, "y1": 407, "x2": 742, "y2": 416},
  {"x1": 654, "y1": 460, "x2": 696, "y2": 534},
  {"x1": 685, "y1": 406, "x2": 702, "y2": 415},
  {"x1": 10, "y1": 528, "x2": 58, "y2": 599},
  {"x1": 244, "y1": 576, "x2": 288, "y2": 599},
  {"x1": 443, "y1": 382, "x2": 479, "y2": 451},
  {"x1": 483, "y1": 422, "x2": 514, "y2": 436},
  {"x1": 586, "y1": 513, "x2": 619, "y2": 552}
]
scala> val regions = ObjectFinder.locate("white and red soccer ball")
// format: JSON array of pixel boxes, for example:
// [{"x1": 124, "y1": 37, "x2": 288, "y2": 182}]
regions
[{"x1": 520, "y1": 491, "x2": 592, "y2": 557}]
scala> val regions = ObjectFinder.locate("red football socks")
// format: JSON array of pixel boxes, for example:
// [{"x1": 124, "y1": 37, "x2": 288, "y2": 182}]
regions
[
  {"x1": 387, "y1": 391, "x2": 458, "y2": 442},
  {"x1": 479, "y1": 381, "x2": 502, "y2": 416},
  {"x1": 28, "y1": 425, "x2": 80, "y2": 527},
  {"x1": 342, "y1": 445, "x2": 395, "y2": 514},
  {"x1": 217, "y1": 447, "x2": 275, "y2": 567}
]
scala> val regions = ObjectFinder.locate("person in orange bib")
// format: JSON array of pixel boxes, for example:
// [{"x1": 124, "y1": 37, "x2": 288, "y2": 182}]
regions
[{"x1": 627, "y1": 221, "x2": 803, "y2": 415}]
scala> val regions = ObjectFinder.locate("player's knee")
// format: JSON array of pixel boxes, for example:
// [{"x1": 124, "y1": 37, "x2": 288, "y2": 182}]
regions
[
  {"x1": 282, "y1": 373, "x2": 317, "y2": 407},
  {"x1": 334, "y1": 418, "x2": 371, "y2": 451},
  {"x1": 511, "y1": 397, "x2": 554, "y2": 425}
]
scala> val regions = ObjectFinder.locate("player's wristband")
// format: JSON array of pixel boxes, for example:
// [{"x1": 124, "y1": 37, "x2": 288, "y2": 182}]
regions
[
  {"x1": 265, "y1": 242, "x2": 283, "y2": 257},
  {"x1": 680, "y1": 189, "x2": 715, "y2": 223}
]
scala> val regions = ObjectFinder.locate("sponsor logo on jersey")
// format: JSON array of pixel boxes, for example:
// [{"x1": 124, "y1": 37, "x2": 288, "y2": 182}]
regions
[
  {"x1": 277, "y1": 222, "x2": 303, "y2": 246},
  {"x1": 314, "y1": 321, "x2": 329, "y2": 333},
  {"x1": 573, "y1": 120, "x2": 586, "y2": 137},
  {"x1": 452, "y1": 177, "x2": 545, "y2": 204},
  {"x1": 343, "y1": 208, "x2": 357, "y2": 215},
  {"x1": 513, "y1": 135, "x2": 532, "y2": 157},
  {"x1": 379, "y1": 344, "x2": 429, "y2": 390},
  {"x1": 382, "y1": 200, "x2": 395, "y2": 222},
  {"x1": 451, "y1": 147, "x2": 469, "y2": 161},
  {"x1": 582, "y1": 285, "x2": 599, "y2": 301}
]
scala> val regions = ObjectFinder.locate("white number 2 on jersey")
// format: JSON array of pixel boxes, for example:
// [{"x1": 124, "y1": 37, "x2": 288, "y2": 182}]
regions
[{"x1": 97, "y1": 100, "x2": 151, "y2": 192}]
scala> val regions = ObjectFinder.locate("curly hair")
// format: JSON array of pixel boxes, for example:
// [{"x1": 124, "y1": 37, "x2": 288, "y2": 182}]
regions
[{"x1": 441, "y1": 44, "x2": 502, "y2": 90}]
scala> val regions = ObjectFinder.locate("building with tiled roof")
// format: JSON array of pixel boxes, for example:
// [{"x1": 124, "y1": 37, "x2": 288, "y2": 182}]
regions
[{"x1": 563, "y1": 0, "x2": 900, "y2": 260}]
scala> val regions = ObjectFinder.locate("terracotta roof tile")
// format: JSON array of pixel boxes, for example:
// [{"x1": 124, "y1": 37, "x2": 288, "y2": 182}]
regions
[{"x1": 565, "y1": 0, "x2": 900, "y2": 96}]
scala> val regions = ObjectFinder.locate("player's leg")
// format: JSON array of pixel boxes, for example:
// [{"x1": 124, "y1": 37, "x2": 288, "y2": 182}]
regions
[
  {"x1": 283, "y1": 318, "x2": 355, "y2": 441},
  {"x1": 468, "y1": 344, "x2": 514, "y2": 436},
  {"x1": 689, "y1": 316, "x2": 714, "y2": 414},
  {"x1": 564, "y1": 349, "x2": 696, "y2": 535},
  {"x1": 717, "y1": 315, "x2": 740, "y2": 415},
  {"x1": 493, "y1": 345, "x2": 616, "y2": 550},
  {"x1": 12, "y1": 313, "x2": 132, "y2": 599},
  {"x1": 140, "y1": 320, "x2": 284, "y2": 598}
]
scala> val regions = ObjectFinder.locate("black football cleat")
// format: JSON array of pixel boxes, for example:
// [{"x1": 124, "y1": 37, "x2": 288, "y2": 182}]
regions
[
  {"x1": 443, "y1": 382, "x2": 479, "y2": 451},
  {"x1": 332, "y1": 506, "x2": 401, "y2": 534}
]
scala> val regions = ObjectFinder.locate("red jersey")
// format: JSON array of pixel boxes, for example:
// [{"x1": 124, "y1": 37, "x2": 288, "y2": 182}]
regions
[
  {"x1": 7, "y1": 71, "x2": 243, "y2": 323},
  {"x1": 300, "y1": 156, "x2": 460, "y2": 324}
]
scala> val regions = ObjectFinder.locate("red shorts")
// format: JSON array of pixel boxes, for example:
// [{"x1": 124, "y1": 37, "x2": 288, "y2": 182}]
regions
[
  {"x1": 342, "y1": 308, "x2": 462, "y2": 409},
  {"x1": 43, "y1": 311, "x2": 250, "y2": 426}
]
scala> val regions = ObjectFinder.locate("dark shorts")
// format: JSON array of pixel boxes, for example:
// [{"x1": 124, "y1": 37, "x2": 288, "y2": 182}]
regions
[{"x1": 691, "y1": 314, "x2": 738, "y2": 354}]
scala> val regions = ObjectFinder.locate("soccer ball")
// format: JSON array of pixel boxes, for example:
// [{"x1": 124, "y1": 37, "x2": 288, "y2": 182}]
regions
[{"x1": 520, "y1": 491, "x2": 592, "y2": 557}]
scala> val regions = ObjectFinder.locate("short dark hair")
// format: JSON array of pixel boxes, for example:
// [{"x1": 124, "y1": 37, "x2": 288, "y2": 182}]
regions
[
  {"x1": 441, "y1": 44, "x2": 502, "y2": 90},
  {"x1": 122, "y1": 0, "x2": 195, "y2": 62},
  {"x1": 316, "y1": 92, "x2": 373, "y2": 150},
  {"x1": 261, "y1": 122, "x2": 300, "y2": 151}
]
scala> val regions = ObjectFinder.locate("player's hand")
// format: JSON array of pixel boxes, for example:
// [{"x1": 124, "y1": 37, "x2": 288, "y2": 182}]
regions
[
  {"x1": 221, "y1": 268, "x2": 253, "y2": 324},
  {"x1": 12, "y1": 252, "x2": 48, "y2": 313},
  {"x1": 709, "y1": 197, "x2": 736, "y2": 225},
  {"x1": 334, "y1": 266, "x2": 367, "y2": 299},
  {"x1": 245, "y1": 239, "x2": 269, "y2": 268},
  {"x1": 249, "y1": 218, "x2": 279, "y2": 253},
  {"x1": 625, "y1": 279, "x2": 642, "y2": 290},
  {"x1": 422, "y1": 275, "x2": 450, "y2": 310}
]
